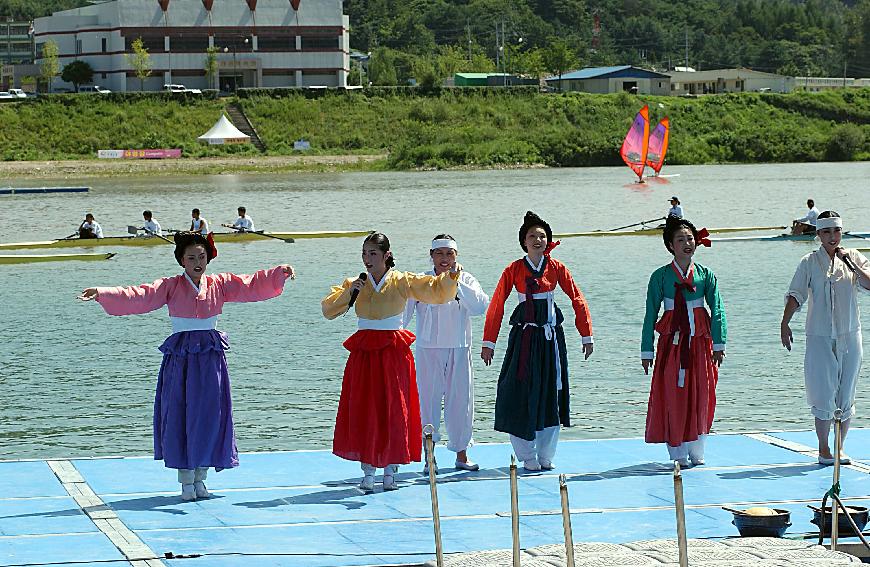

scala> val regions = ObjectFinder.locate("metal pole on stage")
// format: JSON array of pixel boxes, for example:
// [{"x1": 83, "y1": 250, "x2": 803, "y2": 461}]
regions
[
  {"x1": 559, "y1": 474, "x2": 576, "y2": 567},
  {"x1": 423, "y1": 424, "x2": 443, "y2": 567},
  {"x1": 510, "y1": 455, "x2": 521, "y2": 567},
  {"x1": 832, "y1": 408, "x2": 843, "y2": 551},
  {"x1": 673, "y1": 461, "x2": 689, "y2": 567}
]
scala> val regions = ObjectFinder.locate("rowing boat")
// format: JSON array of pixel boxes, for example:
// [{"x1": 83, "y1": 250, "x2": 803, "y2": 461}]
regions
[
  {"x1": 713, "y1": 232, "x2": 870, "y2": 243},
  {"x1": 554, "y1": 225, "x2": 787, "y2": 238},
  {"x1": 0, "y1": 252, "x2": 116, "y2": 264},
  {"x1": 0, "y1": 230, "x2": 373, "y2": 251}
]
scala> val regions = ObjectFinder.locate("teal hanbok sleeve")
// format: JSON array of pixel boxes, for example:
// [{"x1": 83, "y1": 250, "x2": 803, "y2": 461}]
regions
[
  {"x1": 641, "y1": 268, "x2": 664, "y2": 358},
  {"x1": 703, "y1": 267, "x2": 727, "y2": 350}
]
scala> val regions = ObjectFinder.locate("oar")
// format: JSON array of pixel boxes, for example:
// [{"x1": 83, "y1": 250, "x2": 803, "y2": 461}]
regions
[
  {"x1": 221, "y1": 223, "x2": 295, "y2": 243},
  {"x1": 599, "y1": 216, "x2": 666, "y2": 233},
  {"x1": 128, "y1": 225, "x2": 173, "y2": 244},
  {"x1": 60, "y1": 232, "x2": 80, "y2": 240}
]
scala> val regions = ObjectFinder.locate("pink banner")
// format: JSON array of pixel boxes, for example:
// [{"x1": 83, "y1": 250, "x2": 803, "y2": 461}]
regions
[{"x1": 120, "y1": 149, "x2": 182, "y2": 159}]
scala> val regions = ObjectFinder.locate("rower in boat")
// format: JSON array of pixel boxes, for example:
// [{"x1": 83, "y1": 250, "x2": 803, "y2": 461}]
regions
[
  {"x1": 668, "y1": 196, "x2": 684, "y2": 219},
  {"x1": 190, "y1": 208, "x2": 209, "y2": 235},
  {"x1": 78, "y1": 213, "x2": 103, "y2": 239},
  {"x1": 791, "y1": 199, "x2": 819, "y2": 236},
  {"x1": 142, "y1": 210, "x2": 162, "y2": 236},
  {"x1": 231, "y1": 207, "x2": 255, "y2": 232}
]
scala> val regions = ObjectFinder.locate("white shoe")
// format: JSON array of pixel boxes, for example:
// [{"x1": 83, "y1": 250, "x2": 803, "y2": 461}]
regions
[
  {"x1": 194, "y1": 481, "x2": 210, "y2": 498},
  {"x1": 675, "y1": 458, "x2": 692, "y2": 469},
  {"x1": 383, "y1": 475, "x2": 398, "y2": 491},
  {"x1": 181, "y1": 484, "x2": 196, "y2": 501},
  {"x1": 454, "y1": 459, "x2": 480, "y2": 471},
  {"x1": 689, "y1": 456, "x2": 705, "y2": 466},
  {"x1": 359, "y1": 475, "x2": 375, "y2": 493},
  {"x1": 539, "y1": 460, "x2": 555, "y2": 470},
  {"x1": 523, "y1": 459, "x2": 542, "y2": 472}
]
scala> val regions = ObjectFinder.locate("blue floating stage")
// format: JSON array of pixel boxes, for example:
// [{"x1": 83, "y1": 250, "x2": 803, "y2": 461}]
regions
[
  {"x1": 0, "y1": 186, "x2": 89, "y2": 195},
  {"x1": 2, "y1": 430, "x2": 869, "y2": 566}
]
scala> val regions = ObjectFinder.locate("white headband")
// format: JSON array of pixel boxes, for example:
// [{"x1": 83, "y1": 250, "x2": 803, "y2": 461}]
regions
[
  {"x1": 816, "y1": 217, "x2": 843, "y2": 230},
  {"x1": 431, "y1": 238, "x2": 457, "y2": 250}
]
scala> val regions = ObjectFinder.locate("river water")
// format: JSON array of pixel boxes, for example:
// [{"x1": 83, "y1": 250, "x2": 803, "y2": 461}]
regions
[{"x1": 1, "y1": 162, "x2": 869, "y2": 460}]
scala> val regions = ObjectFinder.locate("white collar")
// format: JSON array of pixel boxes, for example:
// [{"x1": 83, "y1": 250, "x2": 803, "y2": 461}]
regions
[
  {"x1": 525, "y1": 255, "x2": 545, "y2": 272},
  {"x1": 671, "y1": 259, "x2": 693, "y2": 279},
  {"x1": 369, "y1": 269, "x2": 390, "y2": 293},
  {"x1": 184, "y1": 272, "x2": 202, "y2": 293}
]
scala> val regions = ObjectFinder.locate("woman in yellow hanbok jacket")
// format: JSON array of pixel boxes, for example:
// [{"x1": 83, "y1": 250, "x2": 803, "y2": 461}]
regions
[{"x1": 323, "y1": 233, "x2": 459, "y2": 493}]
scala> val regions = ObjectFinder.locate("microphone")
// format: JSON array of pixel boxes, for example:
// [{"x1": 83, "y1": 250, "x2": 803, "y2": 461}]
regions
[
  {"x1": 842, "y1": 253, "x2": 857, "y2": 273},
  {"x1": 348, "y1": 272, "x2": 367, "y2": 308}
]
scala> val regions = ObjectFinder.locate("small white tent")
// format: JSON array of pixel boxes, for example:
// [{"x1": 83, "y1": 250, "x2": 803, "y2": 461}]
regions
[{"x1": 197, "y1": 115, "x2": 250, "y2": 145}]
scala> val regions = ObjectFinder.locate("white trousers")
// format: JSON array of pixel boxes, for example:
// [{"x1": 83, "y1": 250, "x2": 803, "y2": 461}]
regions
[
  {"x1": 805, "y1": 332, "x2": 862, "y2": 421},
  {"x1": 177, "y1": 467, "x2": 208, "y2": 484},
  {"x1": 510, "y1": 426, "x2": 560, "y2": 463},
  {"x1": 666, "y1": 435, "x2": 706, "y2": 461},
  {"x1": 416, "y1": 346, "x2": 474, "y2": 453}
]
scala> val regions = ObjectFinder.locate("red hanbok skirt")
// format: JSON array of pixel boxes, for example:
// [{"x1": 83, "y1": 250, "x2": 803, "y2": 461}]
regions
[
  {"x1": 332, "y1": 329, "x2": 422, "y2": 468},
  {"x1": 645, "y1": 307, "x2": 718, "y2": 447}
]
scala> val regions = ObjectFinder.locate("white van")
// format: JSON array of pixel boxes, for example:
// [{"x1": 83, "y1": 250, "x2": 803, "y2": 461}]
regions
[
  {"x1": 78, "y1": 85, "x2": 111, "y2": 94},
  {"x1": 8, "y1": 89, "x2": 27, "y2": 98}
]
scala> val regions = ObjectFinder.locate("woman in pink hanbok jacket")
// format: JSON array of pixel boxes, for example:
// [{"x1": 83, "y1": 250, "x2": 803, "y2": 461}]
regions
[{"x1": 79, "y1": 232, "x2": 295, "y2": 501}]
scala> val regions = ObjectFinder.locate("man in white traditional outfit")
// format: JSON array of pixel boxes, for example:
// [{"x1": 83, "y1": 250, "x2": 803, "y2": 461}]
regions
[
  {"x1": 231, "y1": 207, "x2": 255, "y2": 232},
  {"x1": 781, "y1": 211, "x2": 870, "y2": 465},
  {"x1": 403, "y1": 234, "x2": 490, "y2": 473}
]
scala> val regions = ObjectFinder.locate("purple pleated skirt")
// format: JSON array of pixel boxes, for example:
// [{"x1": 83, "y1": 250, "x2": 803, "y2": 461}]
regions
[{"x1": 154, "y1": 330, "x2": 239, "y2": 471}]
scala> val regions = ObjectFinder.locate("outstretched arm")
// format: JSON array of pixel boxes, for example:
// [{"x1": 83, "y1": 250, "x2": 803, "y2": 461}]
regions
[
  {"x1": 457, "y1": 272, "x2": 490, "y2": 316},
  {"x1": 80, "y1": 277, "x2": 173, "y2": 316},
  {"x1": 218, "y1": 266, "x2": 291, "y2": 303}
]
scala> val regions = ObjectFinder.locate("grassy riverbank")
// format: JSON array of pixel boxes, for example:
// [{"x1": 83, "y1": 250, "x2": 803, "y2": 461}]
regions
[{"x1": 1, "y1": 88, "x2": 868, "y2": 171}]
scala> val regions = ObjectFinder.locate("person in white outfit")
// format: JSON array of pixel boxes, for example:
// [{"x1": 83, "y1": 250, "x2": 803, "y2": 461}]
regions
[
  {"x1": 792, "y1": 198, "x2": 820, "y2": 235},
  {"x1": 190, "y1": 208, "x2": 208, "y2": 235},
  {"x1": 79, "y1": 213, "x2": 103, "y2": 239},
  {"x1": 781, "y1": 211, "x2": 870, "y2": 465},
  {"x1": 142, "y1": 210, "x2": 162, "y2": 236},
  {"x1": 231, "y1": 207, "x2": 255, "y2": 232},
  {"x1": 403, "y1": 234, "x2": 490, "y2": 473}
]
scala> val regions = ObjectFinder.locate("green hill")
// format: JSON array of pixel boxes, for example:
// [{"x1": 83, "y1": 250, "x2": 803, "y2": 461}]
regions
[{"x1": 1, "y1": 89, "x2": 867, "y2": 167}]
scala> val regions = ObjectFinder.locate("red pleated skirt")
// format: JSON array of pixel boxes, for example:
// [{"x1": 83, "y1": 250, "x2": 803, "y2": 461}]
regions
[
  {"x1": 332, "y1": 329, "x2": 422, "y2": 468},
  {"x1": 645, "y1": 308, "x2": 718, "y2": 447}
]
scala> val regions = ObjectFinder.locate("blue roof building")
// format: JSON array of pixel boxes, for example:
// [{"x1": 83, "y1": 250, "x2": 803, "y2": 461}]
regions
[{"x1": 546, "y1": 65, "x2": 670, "y2": 95}]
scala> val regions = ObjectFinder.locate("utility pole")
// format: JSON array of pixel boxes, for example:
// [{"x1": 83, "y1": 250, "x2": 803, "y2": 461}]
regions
[
  {"x1": 466, "y1": 20, "x2": 472, "y2": 62},
  {"x1": 495, "y1": 22, "x2": 499, "y2": 71},
  {"x1": 684, "y1": 27, "x2": 689, "y2": 70}
]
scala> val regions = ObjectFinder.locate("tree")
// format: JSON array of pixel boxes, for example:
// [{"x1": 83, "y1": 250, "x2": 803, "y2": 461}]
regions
[
  {"x1": 125, "y1": 37, "x2": 152, "y2": 91},
  {"x1": 204, "y1": 45, "x2": 219, "y2": 90},
  {"x1": 40, "y1": 40, "x2": 60, "y2": 93},
  {"x1": 61, "y1": 60, "x2": 93, "y2": 92},
  {"x1": 543, "y1": 38, "x2": 577, "y2": 91},
  {"x1": 368, "y1": 48, "x2": 398, "y2": 86}
]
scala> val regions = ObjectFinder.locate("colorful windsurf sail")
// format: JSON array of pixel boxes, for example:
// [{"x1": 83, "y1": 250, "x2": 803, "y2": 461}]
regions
[
  {"x1": 646, "y1": 117, "x2": 670, "y2": 175},
  {"x1": 620, "y1": 105, "x2": 649, "y2": 182}
]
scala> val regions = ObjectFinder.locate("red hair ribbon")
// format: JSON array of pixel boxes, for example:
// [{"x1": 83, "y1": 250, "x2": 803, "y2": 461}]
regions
[
  {"x1": 206, "y1": 232, "x2": 219, "y2": 259},
  {"x1": 544, "y1": 240, "x2": 561, "y2": 256},
  {"x1": 697, "y1": 228, "x2": 711, "y2": 248}
]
